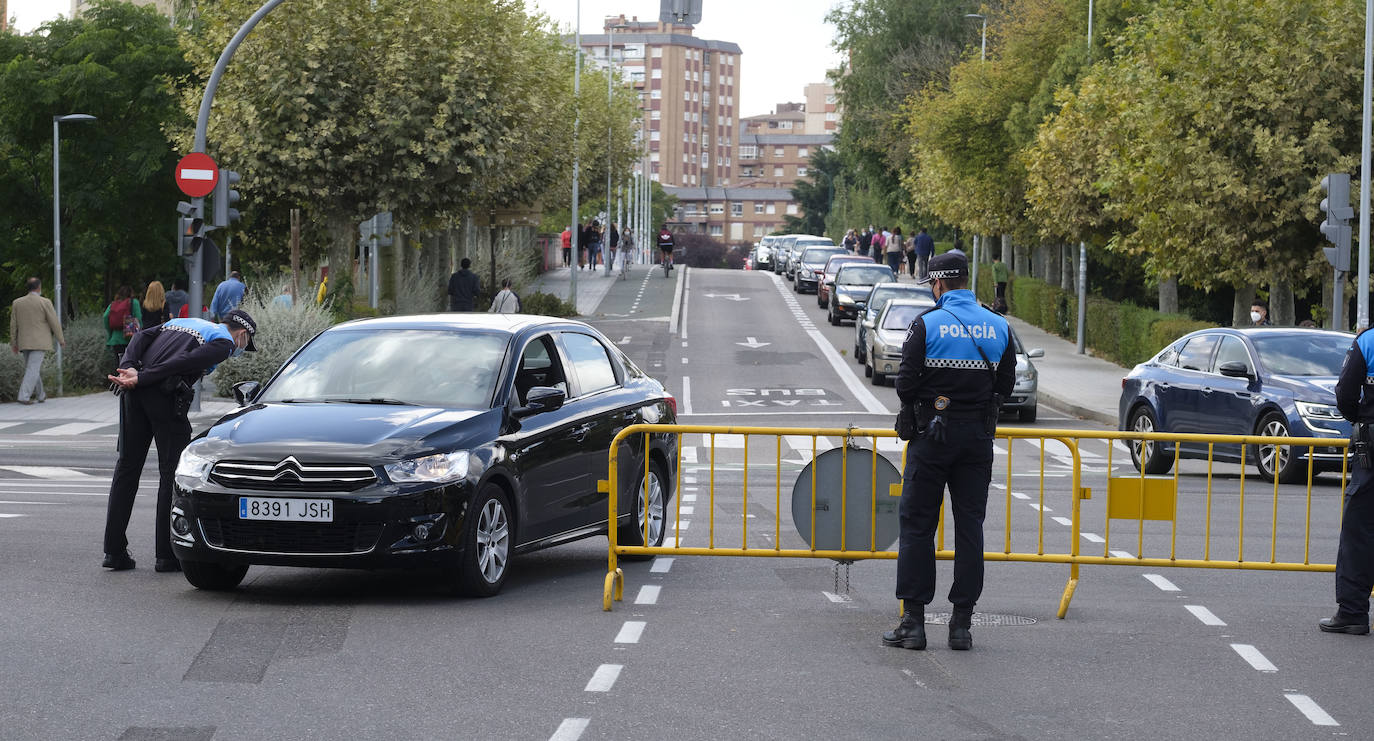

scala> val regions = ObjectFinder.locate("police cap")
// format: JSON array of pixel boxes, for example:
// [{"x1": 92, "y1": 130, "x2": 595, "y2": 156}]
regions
[{"x1": 918, "y1": 251, "x2": 969, "y2": 285}]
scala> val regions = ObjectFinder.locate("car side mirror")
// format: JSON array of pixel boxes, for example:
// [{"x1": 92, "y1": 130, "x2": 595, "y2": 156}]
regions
[
  {"x1": 232, "y1": 380, "x2": 262, "y2": 406},
  {"x1": 1218, "y1": 361, "x2": 1253, "y2": 379},
  {"x1": 1027, "y1": 349, "x2": 1045, "y2": 359},
  {"x1": 515, "y1": 386, "x2": 566, "y2": 418}
]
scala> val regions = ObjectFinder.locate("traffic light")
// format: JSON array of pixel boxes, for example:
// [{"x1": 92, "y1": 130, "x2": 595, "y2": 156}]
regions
[
  {"x1": 176, "y1": 199, "x2": 217, "y2": 257},
  {"x1": 213, "y1": 169, "x2": 241, "y2": 228},
  {"x1": 1321, "y1": 173, "x2": 1353, "y2": 272}
]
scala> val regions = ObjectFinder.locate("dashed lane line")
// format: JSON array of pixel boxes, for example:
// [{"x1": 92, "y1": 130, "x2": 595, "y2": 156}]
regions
[
  {"x1": 1142, "y1": 574, "x2": 1181, "y2": 592},
  {"x1": 0, "y1": 514, "x2": 26, "y2": 519},
  {"x1": 1109, "y1": 550, "x2": 1134, "y2": 559},
  {"x1": 634, "y1": 585, "x2": 661, "y2": 605},
  {"x1": 549, "y1": 718, "x2": 590, "y2": 741},
  {"x1": 681, "y1": 376, "x2": 693, "y2": 415},
  {"x1": 650, "y1": 557, "x2": 674, "y2": 573},
  {"x1": 1230, "y1": 643, "x2": 1277, "y2": 673},
  {"x1": 0, "y1": 465, "x2": 97, "y2": 479},
  {"x1": 822, "y1": 591, "x2": 853, "y2": 604},
  {"x1": 1285, "y1": 694, "x2": 1339, "y2": 726},
  {"x1": 584, "y1": 664, "x2": 623, "y2": 693},
  {"x1": 1184, "y1": 605, "x2": 1226, "y2": 626},
  {"x1": 1052, "y1": 516, "x2": 1073, "y2": 527},
  {"x1": 614, "y1": 621, "x2": 646, "y2": 644},
  {"x1": 1080, "y1": 533, "x2": 1105, "y2": 543}
]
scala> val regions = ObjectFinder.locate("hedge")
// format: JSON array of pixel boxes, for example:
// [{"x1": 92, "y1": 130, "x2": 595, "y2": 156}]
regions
[{"x1": 978, "y1": 275, "x2": 1214, "y2": 367}]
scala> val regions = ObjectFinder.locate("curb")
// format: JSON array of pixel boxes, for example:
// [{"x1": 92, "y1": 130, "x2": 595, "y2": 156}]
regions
[{"x1": 1037, "y1": 388, "x2": 1117, "y2": 428}]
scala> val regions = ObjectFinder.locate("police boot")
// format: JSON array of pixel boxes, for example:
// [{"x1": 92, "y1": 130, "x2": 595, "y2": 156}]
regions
[
  {"x1": 882, "y1": 607, "x2": 926, "y2": 650},
  {"x1": 948, "y1": 607, "x2": 974, "y2": 650}
]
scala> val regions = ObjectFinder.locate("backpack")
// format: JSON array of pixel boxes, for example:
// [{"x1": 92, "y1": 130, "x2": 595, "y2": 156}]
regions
[{"x1": 108, "y1": 299, "x2": 130, "y2": 330}]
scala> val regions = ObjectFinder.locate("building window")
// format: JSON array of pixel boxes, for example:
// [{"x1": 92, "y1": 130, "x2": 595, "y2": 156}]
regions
[
  {"x1": 826, "y1": 94, "x2": 837, "y2": 104},
  {"x1": 741, "y1": 167, "x2": 754, "y2": 177},
  {"x1": 684, "y1": 89, "x2": 691, "y2": 101},
  {"x1": 630, "y1": 70, "x2": 645, "y2": 84},
  {"x1": 709, "y1": 203, "x2": 725, "y2": 214},
  {"x1": 773, "y1": 166, "x2": 784, "y2": 177},
  {"x1": 710, "y1": 225, "x2": 723, "y2": 237},
  {"x1": 774, "y1": 147, "x2": 784, "y2": 158},
  {"x1": 786, "y1": 203, "x2": 799, "y2": 215},
  {"x1": 780, "y1": 120, "x2": 793, "y2": 129},
  {"x1": 766, "y1": 203, "x2": 777, "y2": 214},
  {"x1": 740, "y1": 145, "x2": 757, "y2": 159},
  {"x1": 826, "y1": 112, "x2": 838, "y2": 121},
  {"x1": 651, "y1": 90, "x2": 661, "y2": 99},
  {"x1": 754, "y1": 202, "x2": 764, "y2": 214},
  {"x1": 753, "y1": 224, "x2": 766, "y2": 237},
  {"x1": 652, "y1": 68, "x2": 663, "y2": 79},
  {"x1": 797, "y1": 167, "x2": 808, "y2": 177},
  {"x1": 731, "y1": 202, "x2": 743, "y2": 216},
  {"x1": 651, "y1": 47, "x2": 663, "y2": 58},
  {"x1": 650, "y1": 131, "x2": 661, "y2": 142},
  {"x1": 651, "y1": 110, "x2": 661, "y2": 120},
  {"x1": 799, "y1": 147, "x2": 808, "y2": 158}
]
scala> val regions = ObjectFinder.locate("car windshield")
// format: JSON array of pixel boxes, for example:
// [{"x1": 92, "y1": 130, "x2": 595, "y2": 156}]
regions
[
  {"x1": 802, "y1": 247, "x2": 844, "y2": 263},
  {"x1": 261, "y1": 329, "x2": 509, "y2": 409},
  {"x1": 870, "y1": 287, "x2": 933, "y2": 314},
  {"x1": 837, "y1": 266, "x2": 895, "y2": 285},
  {"x1": 882, "y1": 304, "x2": 925, "y2": 330},
  {"x1": 1252, "y1": 333, "x2": 1350, "y2": 377}
]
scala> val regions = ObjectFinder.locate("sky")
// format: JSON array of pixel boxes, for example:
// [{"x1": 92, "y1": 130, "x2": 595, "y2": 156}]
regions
[{"x1": 9, "y1": 0, "x2": 846, "y2": 119}]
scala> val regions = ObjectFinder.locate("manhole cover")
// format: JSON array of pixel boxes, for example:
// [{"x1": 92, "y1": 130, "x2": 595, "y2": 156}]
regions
[{"x1": 924, "y1": 612, "x2": 1037, "y2": 627}]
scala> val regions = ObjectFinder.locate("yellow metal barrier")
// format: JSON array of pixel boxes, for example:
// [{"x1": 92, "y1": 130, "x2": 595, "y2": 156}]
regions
[{"x1": 602, "y1": 424, "x2": 1348, "y2": 617}]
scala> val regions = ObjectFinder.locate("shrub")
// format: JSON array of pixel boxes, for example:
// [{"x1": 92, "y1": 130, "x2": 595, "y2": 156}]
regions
[
  {"x1": 209, "y1": 290, "x2": 335, "y2": 396},
  {"x1": 520, "y1": 291, "x2": 578, "y2": 318},
  {"x1": 0, "y1": 314, "x2": 118, "y2": 401}
]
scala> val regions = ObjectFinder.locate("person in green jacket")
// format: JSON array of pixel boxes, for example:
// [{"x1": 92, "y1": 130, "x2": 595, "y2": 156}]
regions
[
  {"x1": 101, "y1": 285, "x2": 143, "y2": 366},
  {"x1": 991, "y1": 254, "x2": 1011, "y2": 303}
]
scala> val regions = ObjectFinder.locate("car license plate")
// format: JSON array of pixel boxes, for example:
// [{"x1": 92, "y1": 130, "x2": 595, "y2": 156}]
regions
[{"x1": 238, "y1": 497, "x2": 333, "y2": 522}]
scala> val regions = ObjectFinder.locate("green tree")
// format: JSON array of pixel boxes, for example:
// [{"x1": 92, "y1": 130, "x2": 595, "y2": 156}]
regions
[{"x1": 784, "y1": 147, "x2": 842, "y2": 236}]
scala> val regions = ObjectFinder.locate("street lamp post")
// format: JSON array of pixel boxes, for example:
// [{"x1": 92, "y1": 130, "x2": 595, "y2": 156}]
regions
[
  {"x1": 570, "y1": 0, "x2": 582, "y2": 304},
  {"x1": 606, "y1": 21, "x2": 629, "y2": 275},
  {"x1": 52, "y1": 113, "x2": 97, "y2": 397},
  {"x1": 964, "y1": 13, "x2": 986, "y2": 62}
]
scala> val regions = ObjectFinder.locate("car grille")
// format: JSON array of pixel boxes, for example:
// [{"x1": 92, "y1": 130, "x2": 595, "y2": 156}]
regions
[
  {"x1": 200, "y1": 518, "x2": 384, "y2": 554},
  {"x1": 209, "y1": 458, "x2": 376, "y2": 492}
]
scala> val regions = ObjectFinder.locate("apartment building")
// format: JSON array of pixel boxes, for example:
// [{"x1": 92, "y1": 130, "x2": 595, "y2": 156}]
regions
[
  {"x1": 735, "y1": 133, "x2": 832, "y2": 189},
  {"x1": 1, "y1": 0, "x2": 8, "y2": 32},
  {"x1": 663, "y1": 186, "x2": 798, "y2": 242},
  {"x1": 581, "y1": 15, "x2": 741, "y2": 188},
  {"x1": 804, "y1": 82, "x2": 839, "y2": 134}
]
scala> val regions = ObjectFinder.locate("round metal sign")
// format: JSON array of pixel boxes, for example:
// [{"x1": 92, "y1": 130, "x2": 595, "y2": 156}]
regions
[
  {"x1": 175, "y1": 152, "x2": 219, "y2": 197},
  {"x1": 791, "y1": 446, "x2": 902, "y2": 554}
]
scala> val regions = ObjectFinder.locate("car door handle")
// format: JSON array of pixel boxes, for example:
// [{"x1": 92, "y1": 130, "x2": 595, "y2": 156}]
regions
[
  {"x1": 1201, "y1": 387, "x2": 1212, "y2": 394},
  {"x1": 570, "y1": 423, "x2": 593, "y2": 441},
  {"x1": 622, "y1": 410, "x2": 638, "y2": 421}
]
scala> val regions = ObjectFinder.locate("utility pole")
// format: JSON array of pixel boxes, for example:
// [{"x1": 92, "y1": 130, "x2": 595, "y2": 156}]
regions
[{"x1": 570, "y1": 0, "x2": 581, "y2": 304}]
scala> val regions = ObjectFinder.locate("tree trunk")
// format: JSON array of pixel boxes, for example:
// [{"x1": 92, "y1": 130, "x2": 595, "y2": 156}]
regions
[
  {"x1": 1060, "y1": 244, "x2": 1074, "y2": 292},
  {"x1": 1013, "y1": 239, "x2": 1028, "y2": 278},
  {"x1": 1157, "y1": 275, "x2": 1178, "y2": 314},
  {"x1": 1232, "y1": 284, "x2": 1256, "y2": 327},
  {"x1": 1322, "y1": 271, "x2": 1334, "y2": 329},
  {"x1": 326, "y1": 213, "x2": 355, "y2": 304},
  {"x1": 1270, "y1": 277, "x2": 1295, "y2": 327}
]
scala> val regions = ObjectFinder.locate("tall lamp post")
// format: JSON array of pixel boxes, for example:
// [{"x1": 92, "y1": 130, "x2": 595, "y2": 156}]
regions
[
  {"x1": 964, "y1": 14, "x2": 986, "y2": 294},
  {"x1": 606, "y1": 21, "x2": 629, "y2": 275},
  {"x1": 964, "y1": 13, "x2": 987, "y2": 62},
  {"x1": 52, "y1": 113, "x2": 97, "y2": 397},
  {"x1": 570, "y1": 0, "x2": 582, "y2": 304}
]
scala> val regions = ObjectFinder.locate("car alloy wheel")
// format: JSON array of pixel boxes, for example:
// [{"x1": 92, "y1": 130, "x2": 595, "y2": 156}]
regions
[
  {"x1": 619, "y1": 462, "x2": 668, "y2": 560},
  {"x1": 1254, "y1": 413, "x2": 1300, "y2": 484},
  {"x1": 1129, "y1": 407, "x2": 1171, "y2": 475},
  {"x1": 455, "y1": 485, "x2": 512, "y2": 596}
]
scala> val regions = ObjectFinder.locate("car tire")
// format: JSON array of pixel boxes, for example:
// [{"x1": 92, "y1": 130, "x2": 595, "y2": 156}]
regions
[
  {"x1": 829, "y1": 306, "x2": 839, "y2": 325},
  {"x1": 793, "y1": 278, "x2": 800, "y2": 293},
  {"x1": 871, "y1": 361, "x2": 885, "y2": 386},
  {"x1": 854, "y1": 338, "x2": 864, "y2": 363},
  {"x1": 864, "y1": 359, "x2": 873, "y2": 378},
  {"x1": 1127, "y1": 406, "x2": 1171, "y2": 475},
  {"x1": 817, "y1": 292, "x2": 825, "y2": 309},
  {"x1": 1018, "y1": 405, "x2": 1037, "y2": 423},
  {"x1": 453, "y1": 484, "x2": 513, "y2": 597},
  {"x1": 619, "y1": 460, "x2": 669, "y2": 561},
  {"x1": 1254, "y1": 412, "x2": 1303, "y2": 484},
  {"x1": 181, "y1": 560, "x2": 249, "y2": 591}
]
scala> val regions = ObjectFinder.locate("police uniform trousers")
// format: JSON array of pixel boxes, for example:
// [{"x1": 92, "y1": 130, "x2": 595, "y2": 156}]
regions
[
  {"x1": 896, "y1": 416, "x2": 994, "y2": 608},
  {"x1": 103, "y1": 386, "x2": 191, "y2": 560},
  {"x1": 1336, "y1": 462, "x2": 1374, "y2": 620}
]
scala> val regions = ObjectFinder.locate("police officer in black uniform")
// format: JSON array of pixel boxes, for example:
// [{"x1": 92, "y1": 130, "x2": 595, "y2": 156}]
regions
[
  {"x1": 1325, "y1": 327, "x2": 1374, "y2": 634},
  {"x1": 884, "y1": 252, "x2": 1014, "y2": 651},
  {"x1": 101, "y1": 310, "x2": 257, "y2": 573}
]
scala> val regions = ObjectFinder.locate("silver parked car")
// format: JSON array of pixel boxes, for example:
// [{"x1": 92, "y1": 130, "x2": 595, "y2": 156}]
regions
[{"x1": 854, "y1": 284, "x2": 934, "y2": 363}]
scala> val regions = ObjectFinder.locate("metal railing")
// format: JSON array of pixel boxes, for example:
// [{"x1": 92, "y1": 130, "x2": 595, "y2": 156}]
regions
[{"x1": 601, "y1": 424, "x2": 1349, "y2": 616}]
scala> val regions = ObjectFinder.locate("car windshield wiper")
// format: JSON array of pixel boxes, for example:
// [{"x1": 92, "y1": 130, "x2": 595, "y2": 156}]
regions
[{"x1": 322, "y1": 397, "x2": 415, "y2": 405}]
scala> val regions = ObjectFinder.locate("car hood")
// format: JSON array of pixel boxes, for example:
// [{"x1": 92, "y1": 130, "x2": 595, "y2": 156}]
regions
[
  {"x1": 195, "y1": 403, "x2": 498, "y2": 461},
  {"x1": 874, "y1": 327, "x2": 906, "y2": 347},
  {"x1": 835, "y1": 284, "x2": 877, "y2": 298},
  {"x1": 1265, "y1": 375, "x2": 1338, "y2": 402}
]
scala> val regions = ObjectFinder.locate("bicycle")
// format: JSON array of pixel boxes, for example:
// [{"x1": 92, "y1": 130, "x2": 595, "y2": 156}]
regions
[{"x1": 661, "y1": 249, "x2": 674, "y2": 277}]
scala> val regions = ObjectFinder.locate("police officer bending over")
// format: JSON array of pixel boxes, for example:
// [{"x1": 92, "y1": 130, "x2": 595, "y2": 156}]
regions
[
  {"x1": 885, "y1": 252, "x2": 1014, "y2": 651},
  {"x1": 101, "y1": 309, "x2": 257, "y2": 573},
  {"x1": 1325, "y1": 328, "x2": 1374, "y2": 634}
]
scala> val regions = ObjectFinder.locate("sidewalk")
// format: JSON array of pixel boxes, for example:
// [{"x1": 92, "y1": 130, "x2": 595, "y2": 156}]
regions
[
  {"x1": 525, "y1": 264, "x2": 623, "y2": 317},
  {"x1": 0, "y1": 390, "x2": 237, "y2": 428},
  {"x1": 1005, "y1": 316, "x2": 1128, "y2": 427}
]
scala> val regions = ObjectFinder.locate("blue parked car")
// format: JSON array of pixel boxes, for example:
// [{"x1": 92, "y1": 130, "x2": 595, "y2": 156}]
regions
[{"x1": 1117, "y1": 327, "x2": 1353, "y2": 483}]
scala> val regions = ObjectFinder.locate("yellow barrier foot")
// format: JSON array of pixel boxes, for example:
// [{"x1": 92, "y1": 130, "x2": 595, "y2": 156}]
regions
[
  {"x1": 1057, "y1": 577, "x2": 1079, "y2": 619},
  {"x1": 613, "y1": 568, "x2": 624, "y2": 602},
  {"x1": 603, "y1": 572, "x2": 616, "y2": 611}
]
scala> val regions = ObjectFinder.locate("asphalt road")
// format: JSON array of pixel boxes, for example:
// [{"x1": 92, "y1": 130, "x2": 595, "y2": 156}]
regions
[{"x1": 0, "y1": 266, "x2": 1365, "y2": 739}]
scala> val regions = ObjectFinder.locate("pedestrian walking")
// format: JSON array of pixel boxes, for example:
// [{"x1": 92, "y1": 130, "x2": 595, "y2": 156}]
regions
[
  {"x1": 561, "y1": 226, "x2": 573, "y2": 267},
  {"x1": 1326, "y1": 329, "x2": 1374, "y2": 635},
  {"x1": 165, "y1": 279, "x2": 190, "y2": 319},
  {"x1": 584, "y1": 220, "x2": 604, "y2": 270},
  {"x1": 843, "y1": 229, "x2": 858, "y2": 253},
  {"x1": 141, "y1": 281, "x2": 172, "y2": 329},
  {"x1": 606, "y1": 223, "x2": 621, "y2": 276},
  {"x1": 886, "y1": 227, "x2": 905, "y2": 275},
  {"x1": 859, "y1": 227, "x2": 874, "y2": 260},
  {"x1": 913, "y1": 228, "x2": 936, "y2": 280},
  {"x1": 885, "y1": 251, "x2": 1014, "y2": 652},
  {"x1": 102, "y1": 286, "x2": 143, "y2": 366},
  {"x1": 488, "y1": 278, "x2": 521, "y2": 314},
  {"x1": 9, "y1": 277, "x2": 64, "y2": 405},
  {"x1": 871, "y1": 227, "x2": 886, "y2": 262},
  {"x1": 991, "y1": 253, "x2": 1011, "y2": 302},
  {"x1": 1250, "y1": 300, "x2": 1273, "y2": 327},
  {"x1": 101, "y1": 309, "x2": 258, "y2": 572},
  {"x1": 273, "y1": 284, "x2": 295, "y2": 307},
  {"x1": 447, "y1": 258, "x2": 482, "y2": 311},
  {"x1": 209, "y1": 271, "x2": 246, "y2": 322}
]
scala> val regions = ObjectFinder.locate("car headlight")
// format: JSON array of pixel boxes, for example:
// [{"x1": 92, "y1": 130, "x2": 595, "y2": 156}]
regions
[
  {"x1": 838, "y1": 294, "x2": 855, "y2": 304},
  {"x1": 1296, "y1": 401, "x2": 1342, "y2": 421},
  {"x1": 1017, "y1": 367, "x2": 1036, "y2": 382},
  {"x1": 386, "y1": 450, "x2": 470, "y2": 484},
  {"x1": 174, "y1": 446, "x2": 215, "y2": 489}
]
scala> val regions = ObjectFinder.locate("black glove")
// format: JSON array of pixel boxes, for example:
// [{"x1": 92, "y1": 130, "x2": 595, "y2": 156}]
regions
[{"x1": 927, "y1": 414, "x2": 947, "y2": 444}]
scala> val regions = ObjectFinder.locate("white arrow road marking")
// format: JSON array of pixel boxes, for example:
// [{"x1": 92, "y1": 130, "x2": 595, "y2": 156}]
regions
[
  {"x1": 736, "y1": 336, "x2": 771, "y2": 349},
  {"x1": 703, "y1": 293, "x2": 749, "y2": 301}
]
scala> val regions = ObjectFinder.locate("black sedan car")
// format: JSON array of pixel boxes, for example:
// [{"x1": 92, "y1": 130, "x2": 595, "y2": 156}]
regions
[
  {"x1": 170, "y1": 315, "x2": 677, "y2": 596},
  {"x1": 1118, "y1": 327, "x2": 1351, "y2": 483},
  {"x1": 826, "y1": 263, "x2": 896, "y2": 325}
]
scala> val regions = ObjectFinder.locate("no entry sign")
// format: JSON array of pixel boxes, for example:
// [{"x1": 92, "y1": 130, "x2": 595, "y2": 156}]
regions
[{"x1": 175, "y1": 152, "x2": 219, "y2": 198}]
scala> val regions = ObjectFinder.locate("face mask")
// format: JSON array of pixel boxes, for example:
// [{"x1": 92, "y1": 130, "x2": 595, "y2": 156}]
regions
[
  {"x1": 231, "y1": 345, "x2": 245, "y2": 359},
  {"x1": 1250, "y1": 311, "x2": 1262, "y2": 323}
]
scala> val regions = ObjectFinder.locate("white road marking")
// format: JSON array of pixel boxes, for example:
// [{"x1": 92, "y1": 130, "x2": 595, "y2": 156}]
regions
[
  {"x1": 0, "y1": 514, "x2": 25, "y2": 519},
  {"x1": 650, "y1": 557, "x2": 674, "y2": 573},
  {"x1": 1285, "y1": 694, "x2": 1339, "y2": 726},
  {"x1": 875, "y1": 437, "x2": 905, "y2": 453},
  {"x1": 684, "y1": 476, "x2": 698, "y2": 484},
  {"x1": 681, "y1": 357, "x2": 688, "y2": 364},
  {"x1": 706, "y1": 434, "x2": 748, "y2": 448},
  {"x1": 1028, "y1": 503, "x2": 1052, "y2": 512},
  {"x1": 681, "y1": 376, "x2": 693, "y2": 415},
  {"x1": 671, "y1": 265, "x2": 687, "y2": 338},
  {"x1": 993, "y1": 443, "x2": 1007, "y2": 455},
  {"x1": 634, "y1": 585, "x2": 661, "y2": 605},
  {"x1": 821, "y1": 591, "x2": 853, "y2": 603},
  {"x1": 549, "y1": 718, "x2": 590, "y2": 741},
  {"x1": 681, "y1": 341, "x2": 688, "y2": 348},
  {"x1": 679, "y1": 506, "x2": 695, "y2": 515},
  {"x1": 0, "y1": 466, "x2": 97, "y2": 479},
  {"x1": 1010, "y1": 492, "x2": 1030, "y2": 500},
  {"x1": 1052, "y1": 516, "x2": 1073, "y2": 527},
  {"x1": 1109, "y1": 550, "x2": 1135, "y2": 559},
  {"x1": 1143, "y1": 574, "x2": 1180, "y2": 592},
  {"x1": 682, "y1": 494, "x2": 696, "y2": 502},
  {"x1": 614, "y1": 621, "x2": 646, "y2": 644},
  {"x1": 769, "y1": 274, "x2": 889, "y2": 414},
  {"x1": 1230, "y1": 643, "x2": 1277, "y2": 672},
  {"x1": 0, "y1": 501, "x2": 59, "y2": 505},
  {"x1": 33, "y1": 422, "x2": 107, "y2": 437},
  {"x1": 619, "y1": 336, "x2": 631, "y2": 344},
  {"x1": 682, "y1": 448, "x2": 697, "y2": 464},
  {"x1": 0, "y1": 422, "x2": 22, "y2": 431},
  {"x1": 673, "y1": 520, "x2": 690, "y2": 531},
  {"x1": 584, "y1": 664, "x2": 623, "y2": 692},
  {"x1": 1185, "y1": 605, "x2": 1226, "y2": 626},
  {"x1": 1080, "y1": 533, "x2": 1105, "y2": 543}
]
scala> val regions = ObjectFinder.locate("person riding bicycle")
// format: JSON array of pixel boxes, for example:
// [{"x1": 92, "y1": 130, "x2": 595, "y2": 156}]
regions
[{"x1": 657, "y1": 224, "x2": 676, "y2": 272}]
